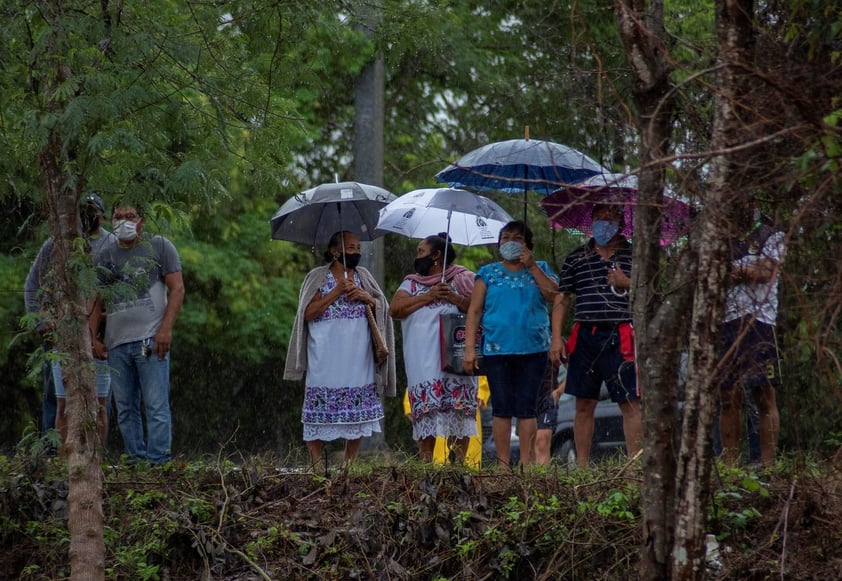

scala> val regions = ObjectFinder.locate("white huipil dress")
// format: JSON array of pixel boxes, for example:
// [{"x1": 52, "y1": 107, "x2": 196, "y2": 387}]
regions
[
  {"x1": 399, "y1": 279, "x2": 477, "y2": 441},
  {"x1": 302, "y1": 271, "x2": 384, "y2": 441}
]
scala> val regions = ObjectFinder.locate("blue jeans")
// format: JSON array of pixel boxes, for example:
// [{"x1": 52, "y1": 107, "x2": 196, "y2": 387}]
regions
[
  {"x1": 52, "y1": 357, "x2": 112, "y2": 398},
  {"x1": 108, "y1": 339, "x2": 172, "y2": 464}
]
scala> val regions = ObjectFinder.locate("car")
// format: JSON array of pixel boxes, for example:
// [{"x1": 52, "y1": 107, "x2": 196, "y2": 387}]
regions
[{"x1": 481, "y1": 383, "x2": 628, "y2": 467}]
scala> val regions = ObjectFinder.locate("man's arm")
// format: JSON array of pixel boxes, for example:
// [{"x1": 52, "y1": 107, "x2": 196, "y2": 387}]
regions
[
  {"x1": 730, "y1": 257, "x2": 779, "y2": 286},
  {"x1": 549, "y1": 292, "x2": 572, "y2": 366},
  {"x1": 88, "y1": 296, "x2": 107, "y2": 359},
  {"x1": 154, "y1": 271, "x2": 185, "y2": 359},
  {"x1": 24, "y1": 240, "x2": 53, "y2": 318}
]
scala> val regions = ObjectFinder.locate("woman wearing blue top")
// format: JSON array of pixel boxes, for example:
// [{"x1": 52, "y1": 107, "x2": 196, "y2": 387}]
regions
[{"x1": 463, "y1": 221, "x2": 559, "y2": 466}]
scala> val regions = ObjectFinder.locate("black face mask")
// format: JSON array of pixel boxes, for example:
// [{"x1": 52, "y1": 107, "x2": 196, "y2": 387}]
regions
[
  {"x1": 414, "y1": 255, "x2": 435, "y2": 276},
  {"x1": 339, "y1": 252, "x2": 362, "y2": 270}
]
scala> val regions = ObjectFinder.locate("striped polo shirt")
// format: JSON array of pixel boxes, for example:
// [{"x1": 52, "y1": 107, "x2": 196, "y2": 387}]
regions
[{"x1": 558, "y1": 239, "x2": 633, "y2": 324}]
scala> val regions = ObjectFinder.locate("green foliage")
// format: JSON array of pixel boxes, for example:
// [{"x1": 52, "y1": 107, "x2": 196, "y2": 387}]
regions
[
  {"x1": 710, "y1": 465, "x2": 771, "y2": 540},
  {"x1": 0, "y1": 0, "x2": 839, "y2": 471}
]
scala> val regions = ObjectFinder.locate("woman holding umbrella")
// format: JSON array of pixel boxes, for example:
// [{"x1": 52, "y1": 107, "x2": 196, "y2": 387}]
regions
[
  {"x1": 390, "y1": 233, "x2": 478, "y2": 463},
  {"x1": 284, "y1": 230, "x2": 396, "y2": 468},
  {"x1": 462, "y1": 221, "x2": 559, "y2": 467}
]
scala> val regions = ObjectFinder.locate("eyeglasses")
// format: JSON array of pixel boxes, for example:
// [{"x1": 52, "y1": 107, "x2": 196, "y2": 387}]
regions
[{"x1": 113, "y1": 213, "x2": 140, "y2": 221}]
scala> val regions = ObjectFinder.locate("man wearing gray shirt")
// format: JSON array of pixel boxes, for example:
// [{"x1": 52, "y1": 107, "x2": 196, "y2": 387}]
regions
[
  {"x1": 24, "y1": 192, "x2": 115, "y2": 446},
  {"x1": 90, "y1": 201, "x2": 185, "y2": 465}
]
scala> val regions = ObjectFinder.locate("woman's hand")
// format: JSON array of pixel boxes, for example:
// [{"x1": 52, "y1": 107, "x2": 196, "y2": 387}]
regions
[
  {"x1": 519, "y1": 246, "x2": 536, "y2": 269},
  {"x1": 462, "y1": 349, "x2": 478, "y2": 375},
  {"x1": 346, "y1": 284, "x2": 375, "y2": 307},
  {"x1": 428, "y1": 282, "x2": 451, "y2": 301}
]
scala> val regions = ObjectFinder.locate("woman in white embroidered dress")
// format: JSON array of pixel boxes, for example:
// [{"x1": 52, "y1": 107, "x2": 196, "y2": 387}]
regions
[
  {"x1": 390, "y1": 233, "x2": 478, "y2": 463},
  {"x1": 284, "y1": 231, "x2": 396, "y2": 467}
]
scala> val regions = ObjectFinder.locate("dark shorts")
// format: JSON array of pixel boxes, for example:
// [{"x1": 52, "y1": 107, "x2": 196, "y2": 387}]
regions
[
  {"x1": 717, "y1": 317, "x2": 782, "y2": 391},
  {"x1": 485, "y1": 352, "x2": 548, "y2": 418},
  {"x1": 565, "y1": 322, "x2": 638, "y2": 403}
]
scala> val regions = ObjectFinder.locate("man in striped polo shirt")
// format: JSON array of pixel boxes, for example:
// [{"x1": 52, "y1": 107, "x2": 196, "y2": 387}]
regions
[{"x1": 549, "y1": 204, "x2": 643, "y2": 468}]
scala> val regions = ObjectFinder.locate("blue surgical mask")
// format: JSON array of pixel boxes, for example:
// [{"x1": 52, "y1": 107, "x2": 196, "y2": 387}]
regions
[
  {"x1": 593, "y1": 220, "x2": 619, "y2": 246},
  {"x1": 499, "y1": 241, "x2": 523, "y2": 261}
]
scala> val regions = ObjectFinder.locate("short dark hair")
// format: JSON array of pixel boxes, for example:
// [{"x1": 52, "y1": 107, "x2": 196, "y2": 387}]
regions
[
  {"x1": 323, "y1": 230, "x2": 356, "y2": 263},
  {"x1": 499, "y1": 220, "x2": 534, "y2": 250},
  {"x1": 111, "y1": 199, "x2": 146, "y2": 219},
  {"x1": 423, "y1": 232, "x2": 457, "y2": 267},
  {"x1": 592, "y1": 203, "x2": 624, "y2": 226}
]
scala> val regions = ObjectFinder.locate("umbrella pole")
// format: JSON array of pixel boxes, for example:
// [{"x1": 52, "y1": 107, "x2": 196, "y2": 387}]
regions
[
  {"x1": 442, "y1": 207, "x2": 453, "y2": 283},
  {"x1": 337, "y1": 202, "x2": 348, "y2": 278}
]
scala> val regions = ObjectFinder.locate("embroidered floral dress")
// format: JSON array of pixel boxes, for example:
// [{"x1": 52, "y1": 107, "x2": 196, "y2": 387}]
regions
[
  {"x1": 302, "y1": 271, "x2": 384, "y2": 441},
  {"x1": 399, "y1": 279, "x2": 478, "y2": 441}
]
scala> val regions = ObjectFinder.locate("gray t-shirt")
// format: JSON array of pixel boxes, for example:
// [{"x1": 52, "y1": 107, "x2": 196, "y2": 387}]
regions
[
  {"x1": 96, "y1": 235, "x2": 181, "y2": 349},
  {"x1": 24, "y1": 229, "x2": 116, "y2": 314}
]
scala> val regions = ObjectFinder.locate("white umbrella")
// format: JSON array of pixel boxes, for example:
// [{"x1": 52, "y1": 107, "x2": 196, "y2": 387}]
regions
[
  {"x1": 375, "y1": 187, "x2": 514, "y2": 283},
  {"x1": 374, "y1": 187, "x2": 513, "y2": 247}
]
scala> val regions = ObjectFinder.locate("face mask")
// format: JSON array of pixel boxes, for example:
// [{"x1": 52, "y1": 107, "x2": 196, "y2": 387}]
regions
[
  {"x1": 339, "y1": 252, "x2": 361, "y2": 270},
  {"x1": 113, "y1": 219, "x2": 139, "y2": 242},
  {"x1": 593, "y1": 220, "x2": 620, "y2": 246},
  {"x1": 80, "y1": 212, "x2": 99, "y2": 236},
  {"x1": 499, "y1": 241, "x2": 522, "y2": 261},
  {"x1": 414, "y1": 255, "x2": 435, "y2": 276}
]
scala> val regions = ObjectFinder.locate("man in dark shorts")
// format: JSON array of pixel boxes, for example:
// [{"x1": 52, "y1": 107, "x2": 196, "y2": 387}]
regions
[
  {"x1": 550, "y1": 204, "x2": 642, "y2": 468},
  {"x1": 717, "y1": 212, "x2": 785, "y2": 466}
]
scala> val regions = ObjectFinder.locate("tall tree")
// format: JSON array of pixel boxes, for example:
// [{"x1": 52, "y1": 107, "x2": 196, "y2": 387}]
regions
[
  {"x1": 612, "y1": 0, "x2": 842, "y2": 578},
  {"x1": 3, "y1": 0, "x2": 313, "y2": 575}
]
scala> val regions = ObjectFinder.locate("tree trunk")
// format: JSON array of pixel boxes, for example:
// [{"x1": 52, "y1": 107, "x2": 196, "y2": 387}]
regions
[
  {"x1": 39, "y1": 2, "x2": 106, "y2": 579},
  {"x1": 672, "y1": 1, "x2": 757, "y2": 579},
  {"x1": 615, "y1": 1, "x2": 687, "y2": 579},
  {"x1": 353, "y1": 1, "x2": 391, "y2": 458}
]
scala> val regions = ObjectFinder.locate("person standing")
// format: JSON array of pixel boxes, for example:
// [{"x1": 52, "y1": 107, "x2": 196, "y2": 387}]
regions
[
  {"x1": 717, "y1": 211, "x2": 786, "y2": 466},
  {"x1": 284, "y1": 231, "x2": 396, "y2": 468},
  {"x1": 550, "y1": 204, "x2": 643, "y2": 468},
  {"x1": 390, "y1": 233, "x2": 478, "y2": 463},
  {"x1": 534, "y1": 364, "x2": 566, "y2": 466},
  {"x1": 90, "y1": 201, "x2": 184, "y2": 465},
  {"x1": 24, "y1": 192, "x2": 115, "y2": 445},
  {"x1": 463, "y1": 221, "x2": 558, "y2": 467},
  {"x1": 402, "y1": 376, "x2": 490, "y2": 468}
]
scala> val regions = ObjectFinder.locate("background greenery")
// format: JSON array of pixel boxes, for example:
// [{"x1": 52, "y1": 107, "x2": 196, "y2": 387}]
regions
[{"x1": 1, "y1": 0, "x2": 839, "y2": 463}]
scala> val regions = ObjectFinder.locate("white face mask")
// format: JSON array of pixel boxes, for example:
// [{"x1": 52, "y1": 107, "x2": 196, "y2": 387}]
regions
[
  {"x1": 113, "y1": 219, "x2": 139, "y2": 242},
  {"x1": 499, "y1": 241, "x2": 523, "y2": 261}
]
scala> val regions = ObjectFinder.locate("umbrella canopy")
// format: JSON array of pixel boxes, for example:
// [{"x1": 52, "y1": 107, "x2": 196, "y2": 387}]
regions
[
  {"x1": 435, "y1": 138, "x2": 608, "y2": 196},
  {"x1": 374, "y1": 187, "x2": 514, "y2": 246},
  {"x1": 540, "y1": 173, "x2": 693, "y2": 246},
  {"x1": 269, "y1": 181, "x2": 397, "y2": 246}
]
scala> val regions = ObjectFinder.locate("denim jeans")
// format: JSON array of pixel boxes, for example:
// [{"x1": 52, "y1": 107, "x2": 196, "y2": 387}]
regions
[
  {"x1": 52, "y1": 357, "x2": 112, "y2": 398},
  {"x1": 108, "y1": 339, "x2": 172, "y2": 464}
]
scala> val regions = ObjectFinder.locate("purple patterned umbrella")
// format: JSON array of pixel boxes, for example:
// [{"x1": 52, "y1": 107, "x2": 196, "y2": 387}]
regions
[{"x1": 541, "y1": 173, "x2": 693, "y2": 246}]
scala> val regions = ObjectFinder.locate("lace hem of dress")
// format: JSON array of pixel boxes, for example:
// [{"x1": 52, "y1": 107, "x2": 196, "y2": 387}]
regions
[
  {"x1": 303, "y1": 419, "x2": 382, "y2": 442},
  {"x1": 412, "y1": 413, "x2": 477, "y2": 440}
]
